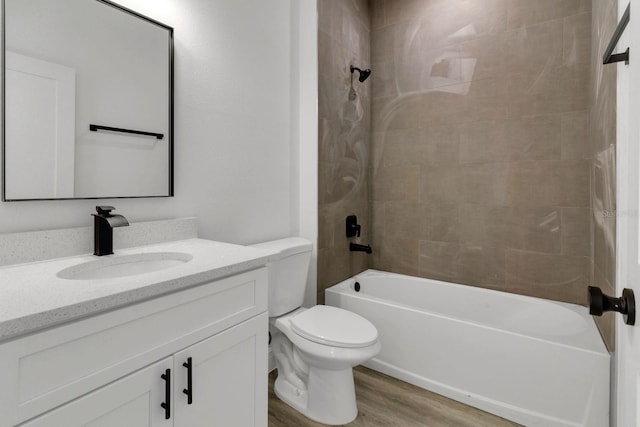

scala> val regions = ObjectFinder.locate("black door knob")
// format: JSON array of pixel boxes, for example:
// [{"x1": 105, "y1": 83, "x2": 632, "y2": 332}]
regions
[{"x1": 588, "y1": 286, "x2": 636, "y2": 326}]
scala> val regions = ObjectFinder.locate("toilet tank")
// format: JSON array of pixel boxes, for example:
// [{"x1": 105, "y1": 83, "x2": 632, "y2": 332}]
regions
[{"x1": 251, "y1": 237, "x2": 313, "y2": 317}]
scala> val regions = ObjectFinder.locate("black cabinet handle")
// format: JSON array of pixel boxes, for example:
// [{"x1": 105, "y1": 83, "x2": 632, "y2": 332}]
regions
[
  {"x1": 182, "y1": 357, "x2": 193, "y2": 404},
  {"x1": 160, "y1": 368, "x2": 171, "y2": 419}
]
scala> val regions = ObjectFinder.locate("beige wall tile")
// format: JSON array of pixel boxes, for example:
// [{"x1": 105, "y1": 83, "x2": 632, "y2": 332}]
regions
[
  {"x1": 456, "y1": 244, "x2": 506, "y2": 289},
  {"x1": 507, "y1": 65, "x2": 589, "y2": 118},
  {"x1": 459, "y1": 33, "x2": 509, "y2": 82},
  {"x1": 371, "y1": 60, "x2": 398, "y2": 99},
  {"x1": 384, "y1": 202, "x2": 429, "y2": 240},
  {"x1": 561, "y1": 207, "x2": 591, "y2": 256},
  {"x1": 460, "y1": 163, "x2": 509, "y2": 205},
  {"x1": 507, "y1": 160, "x2": 589, "y2": 208},
  {"x1": 420, "y1": 241, "x2": 506, "y2": 289},
  {"x1": 505, "y1": 20, "x2": 563, "y2": 75},
  {"x1": 383, "y1": 0, "x2": 426, "y2": 27},
  {"x1": 563, "y1": 12, "x2": 592, "y2": 66},
  {"x1": 370, "y1": 0, "x2": 385, "y2": 29},
  {"x1": 505, "y1": 249, "x2": 589, "y2": 304},
  {"x1": 380, "y1": 128, "x2": 427, "y2": 167},
  {"x1": 459, "y1": 121, "x2": 511, "y2": 164},
  {"x1": 371, "y1": 201, "x2": 386, "y2": 239},
  {"x1": 461, "y1": 77, "x2": 510, "y2": 123},
  {"x1": 423, "y1": 125, "x2": 460, "y2": 166},
  {"x1": 418, "y1": 240, "x2": 460, "y2": 283},
  {"x1": 593, "y1": 212, "x2": 616, "y2": 290},
  {"x1": 509, "y1": 116, "x2": 562, "y2": 161},
  {"x1": 459, "y1": 116, "x2": 562, "y2": 165},
  {"x1": 374, "y1": 236, "x2": 420, "y2": 276},
  {"x1": 507, "y1": 207, "x2": 562, "y2": 253},
  {"x1": 561, "y1": 111, "x2": 590, "y2": 160},
  {"x1": 458, "y1": 204, "x2": 511, "y2": 247},
  {"x1": 371, "y1": 24, "x2": 397, "y2": 63},
  {"x1": 318, "y1": 0, "x2": 371, "y2": 296},
  {"x1": 559, "y1": 159, "x2": 591, "y2": 207},
  {"x1": 372, "y1": 94, "x2": 429, "y2": 131},
  {"x1": 425, "y1": 202, "x2": 459, "y2": 243},
  {"x1": 318, "y1": 206, "x2": 335, "y2": 250},
  {"x1": 507, "y1": 0, "x2": 591, "y2": 30},
  {"x1": 458, "y1": 204, "x2": 562, "y2": 253},
  {"x1": 421, "y1": 165, "x2": 461, "y2": 205},
  {"x1": 372, "y1": 165, "x2": 420, "y2": 201},
  {"x1": 385, "y1": 0, "x2": 508, "y2": 45}
]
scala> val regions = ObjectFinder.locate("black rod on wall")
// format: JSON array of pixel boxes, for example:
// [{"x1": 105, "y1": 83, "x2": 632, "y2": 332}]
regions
[
  {"x1": 603, "y1": 3, "x2": 630, "y2": 65},
  {"x1": 89, "y1": 124, "x2": 164, "y2": 140}
]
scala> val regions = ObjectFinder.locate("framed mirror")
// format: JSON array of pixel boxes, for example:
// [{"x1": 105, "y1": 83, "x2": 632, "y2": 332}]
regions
[{"x1": 2, "y1": 0, "x2": 173, "y2": 201}]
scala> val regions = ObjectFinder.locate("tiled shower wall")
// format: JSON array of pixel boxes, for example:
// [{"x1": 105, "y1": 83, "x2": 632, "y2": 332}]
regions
[
  {"x1": 317, "y1": 0, "x2": 371, "y2": 303},
  {"x1": 317, "y1": 0, "x2": 615, "y2": 348},
  {"x1": 369, "y1": 0, "x2": 593, "y2": 304},
  {"x1": 590, "y1": 0, "x2": 617, "y2": 351}
]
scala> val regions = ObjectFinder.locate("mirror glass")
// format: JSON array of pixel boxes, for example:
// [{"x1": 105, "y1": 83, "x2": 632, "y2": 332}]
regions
[{"x1": 2, "y1": 0, "x2": 173, "y2": 200}]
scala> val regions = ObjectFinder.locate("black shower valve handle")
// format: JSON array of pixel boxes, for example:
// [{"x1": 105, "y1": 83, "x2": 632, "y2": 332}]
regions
[{"x1": 346, "y1": 215, "x2": 361, "y2": 238}]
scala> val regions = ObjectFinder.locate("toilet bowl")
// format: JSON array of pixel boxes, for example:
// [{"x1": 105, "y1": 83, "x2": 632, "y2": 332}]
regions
[
  {"x1": 272, "y1": 306, "x2": 380, "y2": 424},
  {"x1": 252, "y1": 238, "x2": 380, "y2": 425}
]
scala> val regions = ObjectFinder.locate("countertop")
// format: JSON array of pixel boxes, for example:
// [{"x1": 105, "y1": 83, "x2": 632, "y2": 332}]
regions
[{"x1": 0, "y1": 238, "x2": 274, "y2": 342}]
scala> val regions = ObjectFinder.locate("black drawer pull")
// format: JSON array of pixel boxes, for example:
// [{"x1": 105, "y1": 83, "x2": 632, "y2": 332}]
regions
[
  {"x1": 160, "y1": 368, "x2": 171, "y2": 419},
  {"x1": 183, "y1": 357, "x2": 193, "y2": 404}
]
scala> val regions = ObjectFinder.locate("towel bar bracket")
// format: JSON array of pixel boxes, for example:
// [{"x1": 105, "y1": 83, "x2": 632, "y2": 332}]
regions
[{"x1": 603, "y1": 4, "x2": 630, "y2": 65}]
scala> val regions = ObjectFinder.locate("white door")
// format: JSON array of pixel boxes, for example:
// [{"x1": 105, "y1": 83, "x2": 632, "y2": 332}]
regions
[
  {"x1": 20, "y1": 357, "x2": 173, "y2": 427},
  {"x1": 173, "y1": 313, "x2": 268, "y2": 427},
  {"x1": 4, "y1": 51, "x2": 75, "y2": 199},
  {"x1": 616, "y1": 1, "x2": 640, "y2": 426}
]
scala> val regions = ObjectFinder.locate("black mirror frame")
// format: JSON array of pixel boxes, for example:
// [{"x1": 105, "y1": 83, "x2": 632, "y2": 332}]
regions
[{"x1": 1, "y1": 0, "x2": 174, "y2": 201}]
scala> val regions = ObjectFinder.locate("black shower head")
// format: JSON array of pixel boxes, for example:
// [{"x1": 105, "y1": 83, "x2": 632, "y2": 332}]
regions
[{"x1": 350, "y1": 66, "x2": 372, "y2": 82}]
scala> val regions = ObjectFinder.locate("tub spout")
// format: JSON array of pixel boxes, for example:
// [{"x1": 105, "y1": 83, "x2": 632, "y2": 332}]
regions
[{"x1": 350, "y1": 242, "x2": 372, "y2": 254}]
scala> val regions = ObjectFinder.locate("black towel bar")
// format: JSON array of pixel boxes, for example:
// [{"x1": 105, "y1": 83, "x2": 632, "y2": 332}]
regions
[
  {"x1": 603, "y1": 3, "x2": 630, "y2": 65},
  {"x1": 89, "y1": 124, "x2": 164, "y2": 140}
]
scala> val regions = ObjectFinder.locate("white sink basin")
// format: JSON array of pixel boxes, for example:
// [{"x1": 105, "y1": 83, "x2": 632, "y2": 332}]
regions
[{"x1": 57, "y1": 252, "x2": 193, "y2": 280}]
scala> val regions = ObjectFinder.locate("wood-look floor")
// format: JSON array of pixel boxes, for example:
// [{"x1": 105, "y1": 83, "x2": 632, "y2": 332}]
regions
[{"x1": 268, "y1": 367, "x2": 521, "y2": 427}]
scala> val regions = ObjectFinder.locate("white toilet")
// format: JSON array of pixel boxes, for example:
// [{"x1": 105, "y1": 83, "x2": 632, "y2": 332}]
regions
[{"x1": 252, "y1": 237, "x2": 380, "y2": 425}]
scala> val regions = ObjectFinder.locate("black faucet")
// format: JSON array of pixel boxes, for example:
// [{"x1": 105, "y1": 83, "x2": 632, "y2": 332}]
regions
[
  {"x1": 350, "y1": 242, "x2": 372, "y2": 254},
  {"x1": 92, "y1": 206, "x2": 129, "y2": 256}
]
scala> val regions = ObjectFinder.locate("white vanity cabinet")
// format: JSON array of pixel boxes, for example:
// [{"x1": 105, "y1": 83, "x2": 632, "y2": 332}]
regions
[
  {"x1": 173, "y1": 314, "x2": 267, "y2": 427},
  {"x1": 19, "y1": 357, "x2": 175, "y2": 427},
  {"x1": 0, "y1": 268, "x2": 268, "y2": 427}
]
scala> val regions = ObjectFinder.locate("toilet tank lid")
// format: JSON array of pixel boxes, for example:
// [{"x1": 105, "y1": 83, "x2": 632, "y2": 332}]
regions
[{"x1": 251, "y1": 237, "x2": 313, "y2": 258}]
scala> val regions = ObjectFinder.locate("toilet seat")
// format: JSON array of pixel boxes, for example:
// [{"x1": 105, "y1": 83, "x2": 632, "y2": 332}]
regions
[{"x1": 290, "y1": 305, "x2": 378, "y2": 348}]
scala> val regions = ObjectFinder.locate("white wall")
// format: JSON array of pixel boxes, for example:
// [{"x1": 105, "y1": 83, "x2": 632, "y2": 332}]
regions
[
  {"x1": 0, "y1": 0, "x2": 318, "y2": 267},
  {"x1": 290, "y1": 0, "x2": 319, "y2": 307}
]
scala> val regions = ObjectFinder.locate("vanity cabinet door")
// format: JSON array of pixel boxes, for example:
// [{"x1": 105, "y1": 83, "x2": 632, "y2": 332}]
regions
[
  {"x1": 20, "y1": 357, "x2": 173, "y2": 427},
  {"x1": 173, "y1": 312, "x2": 268, "y2": 427}
]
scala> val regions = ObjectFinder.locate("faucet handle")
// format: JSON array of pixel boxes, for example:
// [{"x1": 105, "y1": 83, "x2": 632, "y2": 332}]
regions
[
  {"x1": 346, "y1": 215, "x2": 362, "y2": 238},
  {"x1": 96, "y1": 206, "x2": 116, "y2": 216}
]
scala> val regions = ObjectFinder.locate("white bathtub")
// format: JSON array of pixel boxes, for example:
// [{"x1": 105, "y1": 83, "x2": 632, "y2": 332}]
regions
[{"x1": 325, "y1": 269, "x2": 610, "y2": 427}]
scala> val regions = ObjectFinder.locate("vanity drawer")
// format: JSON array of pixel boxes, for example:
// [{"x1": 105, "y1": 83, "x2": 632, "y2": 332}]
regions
[{"x1": 0, "y1": 267, "x2": 267, "y2": 426}]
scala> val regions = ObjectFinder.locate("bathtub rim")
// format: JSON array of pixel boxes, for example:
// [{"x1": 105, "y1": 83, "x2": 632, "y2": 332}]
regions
[{"x1": 326, "y1": 269, "x2": 609, "y2": 355}]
